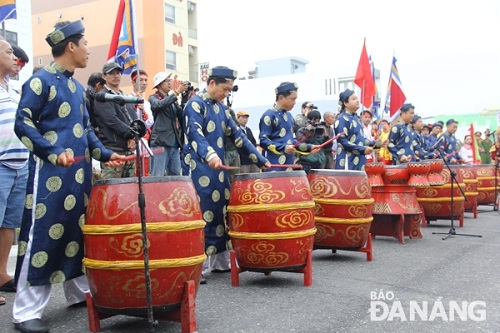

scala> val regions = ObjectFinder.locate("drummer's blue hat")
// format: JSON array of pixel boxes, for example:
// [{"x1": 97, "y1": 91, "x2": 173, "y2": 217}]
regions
[
  {"x1": 45, "y1": 20, "x2": 85, "y2": 47},
  {"x1": 338, "y1": 89, "x2": 354, "y2": 104},
  {"x1": 208, "y1": 66, "x2": 238, "y2": 81},
  {"x1": 275, "y1": 82, "x2": 298, "y2": 95},
  {"x1": 400, "y1": 103, "x2": 415, "y2": 112},
  {"x1": 411, "y1": 114, "x2": 421, "y2": 124}
]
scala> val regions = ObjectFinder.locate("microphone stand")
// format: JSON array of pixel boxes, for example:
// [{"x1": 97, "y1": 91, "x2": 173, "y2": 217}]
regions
[
  {"x1": 130, "y1": 119, "x2": 158, "y2": 332},
  {"x1": 432, "y1": 149, "x2": 482, "y2": 240}
]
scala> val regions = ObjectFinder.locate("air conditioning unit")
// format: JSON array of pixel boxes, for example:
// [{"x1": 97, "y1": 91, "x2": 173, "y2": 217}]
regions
[
  {"x1": 188, "y1": 1, "x2": 196, "y2": 12},
  {"x1": 188, "y1": 45, "x2": 195, "y2": 56}
]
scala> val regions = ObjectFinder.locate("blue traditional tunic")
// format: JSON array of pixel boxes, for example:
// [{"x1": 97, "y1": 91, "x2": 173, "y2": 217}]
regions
[
  {"x1": 14, "y1": 63, "x2": 114, "y2": 286},
  {"x1": 412, "y1": 131, "x2": 433, "y2": 160},
  {"x1": 334, "y1": 111, "x2": 374, "y2": 170},
  {"x1": 388, "y1": 122, "x2": 414, "y2": 165},
  {"x1": 259, "y1": 105, "x2": 312, "y2": 172},
  {"x1": 440, "y1": 132, "x2": 459, "y2": 162},
  {"x1": 184, "y1": 90, "x2": 267, "y2": 255}
]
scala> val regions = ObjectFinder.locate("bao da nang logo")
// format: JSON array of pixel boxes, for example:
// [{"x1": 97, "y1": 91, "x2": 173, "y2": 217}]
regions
[{"x1": 369, "y1": 290, "x2": 486, "y2": 322}]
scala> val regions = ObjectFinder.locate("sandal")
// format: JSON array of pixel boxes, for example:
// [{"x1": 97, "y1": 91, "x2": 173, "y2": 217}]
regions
[{"x1": 0, "y1": 296, "x2": 5, "y2": 306}]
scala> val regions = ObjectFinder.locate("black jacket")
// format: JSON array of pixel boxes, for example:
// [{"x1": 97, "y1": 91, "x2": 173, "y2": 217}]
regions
[
  {"x1": 148, "y1": 91, "x2": 183, "y2": 148},
  {"x1": 238, "y1": 126, "x2": 258, "y2": 165},
  {"x1": 93, "y1": 87, "x2": 138, "y2": 152}
]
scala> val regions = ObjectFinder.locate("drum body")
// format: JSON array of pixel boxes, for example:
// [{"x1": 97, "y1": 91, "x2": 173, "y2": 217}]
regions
[
  {"x1": 382, "y1": 165, "x2": 410, "y2": 185},
  {"x1": 228, "y1": 171, "x2": 316, "y2": 271},
  {"x1": 308, "y1": 170, "x2": 373, "y2": 249},
  {"x1": 452, "y1": 165, "x2": 478, "y2": 213},
  {"x1": 426, "y1": 159, "x2": 445, "y2": 185},
  {"x1": 407, "y1": 161, "x2": 430, "y2": 187},
  {"x1": 471, "y1": 165, "x2": 500, "y2": 205},
  {"x1": 83, "y1": 177, "x2": 205, "y2": 313},
  {"x1": 416, "y1": 169, "x2": 465, "y2": 219},
  {"x1": 365, "y1": 162, "x2": 385, "y2": 187}
]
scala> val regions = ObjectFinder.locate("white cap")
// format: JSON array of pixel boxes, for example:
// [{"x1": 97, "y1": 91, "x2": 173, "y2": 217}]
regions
[{"x1": 153, "y1": 72, "x2": 172, "y2": 88}]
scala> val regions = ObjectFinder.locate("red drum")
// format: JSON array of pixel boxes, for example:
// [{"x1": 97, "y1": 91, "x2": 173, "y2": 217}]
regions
[
  {"x1": 416, "y1": 169, "x2": 465, "y2": 226},
  {"x1": 452, "y1": 165, "x2": 478, "y2": 217},
  {"x1": 407, "y1": 161, "x2": 430, "y2": 186},
  {"x1": 308, "y1": 170, "x2": 373, "y2": 250},
  {"x1": 83, "y1": 177, "x2": 205, "y2": 312},
  {"x1": 382, "y1": 165, "x2": 410, "y2": 185},
  {"x1": 228, "y1": 171, "x2": 316, "y2": 273},
  {"x1": 471, "y1": 165, "x2": 500, "y2": 205},
  {"x1": 365, "y1": 162, "x2": 385, "y2": 187},
  {"x1": 426, "y1": 159, "x2": 445, "y2": 185}
]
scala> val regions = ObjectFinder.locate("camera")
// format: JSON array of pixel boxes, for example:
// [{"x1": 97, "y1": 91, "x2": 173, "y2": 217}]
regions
[{"x1": 183, "y1": 81, "x2": 194, "y2": 92}]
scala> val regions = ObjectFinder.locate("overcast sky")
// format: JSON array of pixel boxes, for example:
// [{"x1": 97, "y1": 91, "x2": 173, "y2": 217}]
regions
[{"x1": 197, "y1": 0, "x2": 500, "y2": 118}]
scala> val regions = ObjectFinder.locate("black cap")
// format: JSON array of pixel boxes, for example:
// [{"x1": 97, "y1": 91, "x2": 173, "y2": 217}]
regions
[
  {"x1": 400, "y1": 103, "x2": 414, "y2": 112},
  {"x1": 102, "y1": 62, "x2": 123, "y2": 74},
  {"x1": 446, "y1": 119, "x2": 458, "y2": 126},
  {"x1": 432, "y1": 122, "x2": 443, "y2": 129}
]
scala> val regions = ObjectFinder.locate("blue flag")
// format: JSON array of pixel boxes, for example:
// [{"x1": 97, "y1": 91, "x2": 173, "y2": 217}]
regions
[{"x1": 0, "y1": 0, "x2": 16, "y2": 24}]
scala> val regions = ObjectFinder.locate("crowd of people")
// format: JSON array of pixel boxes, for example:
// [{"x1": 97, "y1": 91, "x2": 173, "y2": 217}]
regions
[{"x1": 1, "y1": 19, "x2": 499, "y2": 333}]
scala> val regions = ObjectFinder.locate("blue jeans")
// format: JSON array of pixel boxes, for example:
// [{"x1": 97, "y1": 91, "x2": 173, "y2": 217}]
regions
[
  {"x1": 151, "y1": 146, "x2": 181, "y2": 176},
  {"x1": 0, "y1": 163, "x2": 28, "y2": 229}
]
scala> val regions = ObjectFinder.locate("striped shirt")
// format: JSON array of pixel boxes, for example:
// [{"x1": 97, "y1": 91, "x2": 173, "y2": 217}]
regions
[{"x1": 0, "y1": 80, "x2": 28, "y2": 169}]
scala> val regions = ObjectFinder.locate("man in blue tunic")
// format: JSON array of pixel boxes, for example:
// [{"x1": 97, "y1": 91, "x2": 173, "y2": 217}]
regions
[
  {"x1": 259, "y1": 82, "x2": 320, "y2": 172},
  {"x1": 12, "y1": 21, "x2": 123, "y2": 333},
  {"x1": 440, "y1": 119, "x2": 460, "y2": 164},
  {"x1": 388, "y1": 103, "x2": 416, "y2": 164},
  {"x1": 335, "y1": 89, "x2": 381, "y2": 170},
  {"x1": 183, "y1": 66, "x2": 270, "y2": 282},
  {"x1": 411, "y1": 114, "x2": 437, "y2": 160}
]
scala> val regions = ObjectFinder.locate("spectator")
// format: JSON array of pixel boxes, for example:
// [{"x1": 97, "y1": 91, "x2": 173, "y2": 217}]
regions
[{"x1": 236, "y1": 110, "x2": 260, "y2": 173}]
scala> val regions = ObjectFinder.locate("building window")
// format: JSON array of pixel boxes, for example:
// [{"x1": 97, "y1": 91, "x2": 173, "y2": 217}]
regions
[
  {"x1": 4, "y1": 30, "x2": 18, "y2": 47},
  {"x1": 166, "y1": 51, "x2": 176, "y2": 70},
  {"x1": 165, "y1": 4, "x2": 175, "y2": 23}
]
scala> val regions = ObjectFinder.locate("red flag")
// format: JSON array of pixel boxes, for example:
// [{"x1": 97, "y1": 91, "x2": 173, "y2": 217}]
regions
[
  {"x1": 107, "y1": 0, "x2": 138, "y2": 74},
  {"x1": 387, "y1": 57, "x2": 406, "y2": 120},
  {"x1": 354, "y1": 39, "x2": 375, "y2": 109}
]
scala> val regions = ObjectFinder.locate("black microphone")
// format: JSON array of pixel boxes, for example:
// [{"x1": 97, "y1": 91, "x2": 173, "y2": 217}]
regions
[
  {"x1": 129, "y1": 119, "x2": 147, "y2": 137},
  {"x1": 486, "y1": 130, "x2": 496, "y2": 136},
  {"x1": 430, "y1": 135, "x2": 446, "y2": 150},
  {"x1": 95, "y1": 93, "x2": 144, "y2": 105}
]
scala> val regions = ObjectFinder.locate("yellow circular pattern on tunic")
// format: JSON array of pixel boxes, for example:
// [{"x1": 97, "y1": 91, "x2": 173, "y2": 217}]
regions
[
  {"x1": 235, "y1": 137, "x2": 243, "y2": 148},
  {"x1": 224, "y1": 188, "x2": 230, "y2": 200},
  {"x1": 79, "y1": 214, "x2": 85, "y2": 228},
  {"x1": 404, "y1": 136, "x2": 410, "y2": 143},
  {"x1": 278, "y1": 155, "x2": 286, "y2": 164},
  {"x1": 48, "y1": 154, "x2": 58, "y2": 165},
  {"x1": 25, "y1": 194, "x2": 33, "y2": 209},
  {"x1": 49, "y1": 271, "x2": 66, "y2": 284},
  {"x1": 216, "y1": 224, "x2": 225, "y2": 237},
  {"x1": 279, "y1": 128, "x2": 286, "y2": 138},
  {"x1": 18, "y1": 241, "x2": 27, "y2": 256},
  {"x1": 217, "y1": 137, "x2": 223, "y2": 148},
  {"x1": 353, "y1": 156, "x2": 360, "y2": 166},
  {"x1": 46, "y1": 176, "x2": 62, "y2": 192},
  {"x1": 214, "y1": 104, "x2": 220, "y2": 114},
  {"x1": 184, "y1": 153, "x2": 191, "y2": 164},
  {"x1": 92, "y1": 148, "x2": 101, "y2": 160},
  {"x1": 35, "y1": 203, "x2": 47, "y2": 219},
  {"x1": 64, "y1": 195, "x2": 76, "y2": 211},
  {"x1": 85, "y1": 148, "x2": 90, "y2": 162},
  {"x1": 21, "y1": 136, "x2": 33, "y2": 151},
  {"x1": 283, "y1": 113, "x2": 289, "y2": 122},
  {"x1": 48, "y1": 86, "x2": 57, "y2": 101},
  {"x1": 43, "y1": 131, "x2": 58, "y2": 145},
  {"x1": 192, "y1": 101, "x2": 201, "y2": 113},
  {"x1": 199, "y1": 176, "x2": 210, "y2": 187},
  {"x1": 73, "y1": 123, "x2": 83, "y2": 138},
  {"x1": 392, "y1": 126, "x2": 398, "y2": 133},
  {"x1": 23, "y1": 118, "x2": 36, "y2": 129},
  {"x1": 192, "y1": 141, "x2": 198, "y2": 152},
  {"x1": 212, "y1": 190, "x2": 220, "y2": 202},
  {"x1": 274, "y1": 118, "x2": 279, "y2": 126},
  {"x1": 206, "y1": 245, "x2": 217, "y2": 256},
  {"x1": 190, "y1": 160, "x2": 197, "y2": 170},
  {"x1": 203, "y1": 210, "x2": 214, "y2": 223},
  {"x1": 249, "y1": 153, "x2": 258, "y2": 163},
  {"x1": 65, "y1": 241, "x2": 79, "y2": 257},
  {"x1": 75, "y1": 168, "x2": 84, "y2": 184},
  {"x1": 29, "y1": 78, "x2": 43, "y2": 95},
  {"x1": 207, "y1": 120, "x2": 216, "y2": 133},
  {"x1": 218, "y1": 171, "x2": 224, "y2": 182},
  {"x1": 68, "y1": 79, "x2": 76, "y2": 93},
  {"x1": 339, "y1": 159, "x2": 346, "y2": 167},
  {"x1": 22, "y1": 107, "x2": 32, "y2": 118},
  {"x1": 49, "y1": 223, "x2": 64, "y2": 240},
  {"x1": 84, "y1": 193, "x2": 89, "y2": 207},
  {"x1": 264, "y1": 115, "x2": 271, "y2": 126},
  {"x1": 58, "y1": 102, "x2": 71, "y2": 118},
  {"x1": 31, "y1": 251, "x2": 48, "y2": 268}
]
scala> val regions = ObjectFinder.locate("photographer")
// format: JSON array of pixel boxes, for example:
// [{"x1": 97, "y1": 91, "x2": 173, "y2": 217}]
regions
[{"x1": 296, "y1": 110, "x2": 327, "y2": 173}]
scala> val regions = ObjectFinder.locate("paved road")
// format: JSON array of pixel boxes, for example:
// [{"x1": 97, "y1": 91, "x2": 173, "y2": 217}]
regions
[{"x1": 1, "y1": 206, "x2": 499, "y2": 333}]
